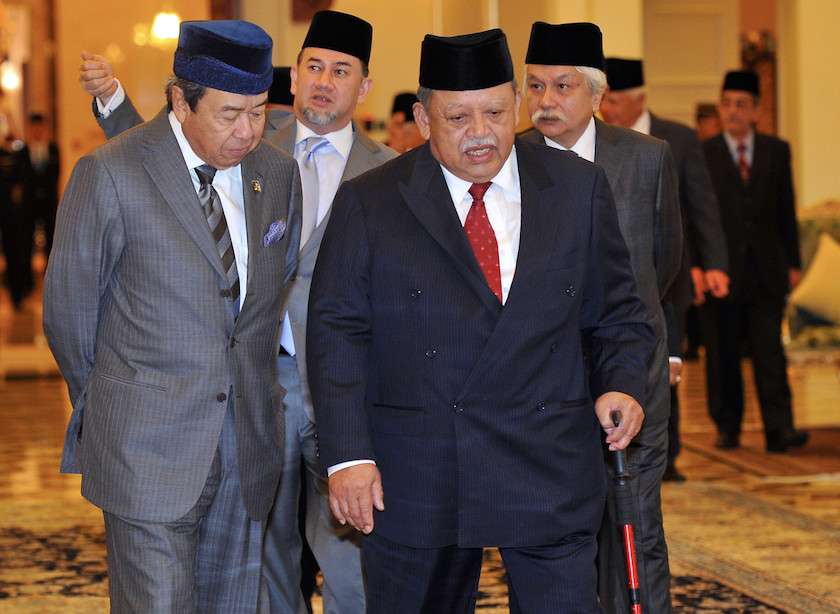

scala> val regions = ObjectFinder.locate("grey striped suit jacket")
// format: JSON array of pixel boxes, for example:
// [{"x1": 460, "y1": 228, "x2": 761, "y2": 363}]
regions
[{"x1": 44, "y1": 109, "x2": 302, "y2": 522}]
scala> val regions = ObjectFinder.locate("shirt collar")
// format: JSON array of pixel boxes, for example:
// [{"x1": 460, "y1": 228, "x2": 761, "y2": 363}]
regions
[
  {"x1": 631, "y1": 109, "x2": 651, "y2": 135},
  {"x1": 440, "y1": 144, "x2": 520, "y2": 206},
  {"x1": 294, "y1": 119, "x2": 354, "y2": 160},
  {"x1": 723, "y1": 128, "x2": 755, "y2": 155},
  {"x1": 543, "y1": 116, "x2": 597, "y2": 162}
]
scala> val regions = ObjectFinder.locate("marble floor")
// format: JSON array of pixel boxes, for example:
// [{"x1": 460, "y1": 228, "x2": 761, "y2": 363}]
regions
[{"x1": 2, "y1": 259, "x2": 840, "y2": 612}]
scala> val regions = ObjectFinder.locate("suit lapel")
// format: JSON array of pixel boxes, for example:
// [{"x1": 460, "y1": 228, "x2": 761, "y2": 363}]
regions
[
  {"x1": 240, "y1": 152, "x2": 266, "y2": 295},
  {"x1": 400, "y1": 145, "x2": 501, "y2": 312},
  {"x1": 594, "y1": 119, "x2": 627, "y2": 186},
  {"x1": 141, "y1": 110, "x2": 228, "y2": 282},
  {"x1": 456, "y1": 142, "x2": 559, "y2": 398}
]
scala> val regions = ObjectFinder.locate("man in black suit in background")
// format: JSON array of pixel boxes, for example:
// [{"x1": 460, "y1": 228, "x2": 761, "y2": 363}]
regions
[
  {"x1": 600, "y1": 57, "x2": 730, "y2": 481},
  {"x1": 307, "y1": 28, "x2": 653, "y2": 614},
  {"x1": 701, "y1": 70, "x2": 806, "y2": 454}
]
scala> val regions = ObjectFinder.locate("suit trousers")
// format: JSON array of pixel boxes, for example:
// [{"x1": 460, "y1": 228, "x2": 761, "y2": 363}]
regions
[
  {"x1": 363, "y1": 532, "x2": 603, "y2": 614},
  {"x1": 598, "y1": 406, "x2": 672, "y2": 614},
  {"x1": 262, "y1": 355, "x2": 365, "y2": 614},
  {"x1": 103, "y1": 400, "x2": 266, "y2": 613},
  {"x1": 699, "y1": 276, "x2": 793, "y2": 441}
]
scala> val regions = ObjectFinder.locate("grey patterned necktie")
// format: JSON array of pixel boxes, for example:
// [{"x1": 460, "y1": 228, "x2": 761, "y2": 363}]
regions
[
  {"x1": 296, "y1": 136, "x2": 327, "y2": 246},
  {"x1": 195, "y1": 164, "x2": 240, "y2": 305}
]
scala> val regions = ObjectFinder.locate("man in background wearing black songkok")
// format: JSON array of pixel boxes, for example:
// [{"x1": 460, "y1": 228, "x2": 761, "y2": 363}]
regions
[{"x1": 700, "y1": 70, "x2": 806, "y2": 454}]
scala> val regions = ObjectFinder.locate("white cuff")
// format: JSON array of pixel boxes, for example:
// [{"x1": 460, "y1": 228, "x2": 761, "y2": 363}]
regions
[
  {"x1": 95, "y1": 79, "x2": 125, "y2": 118},
  {"x1": 327, "y1": 459, "x2": 375, "y2": 476}
]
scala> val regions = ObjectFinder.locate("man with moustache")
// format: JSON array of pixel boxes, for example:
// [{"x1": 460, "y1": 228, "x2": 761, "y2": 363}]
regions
[
  {"x1": 701, "y1": 70, "x2": 805, "y2": 454},
  {"x1": 44, "y1": 20, "x2": 300, "y2": 612},
  {"x1": 600, "y1": 57, "x2": 730, "y2": 481},
  {"x1": 307, "y1": 28, "x2": 654, "y2": 613},
  {"x1": 79, "y1": 11, "x2": 397, "y2": 614},
  {"x1": 519, "y1": 22, "x2": 682, "y2": 614}
]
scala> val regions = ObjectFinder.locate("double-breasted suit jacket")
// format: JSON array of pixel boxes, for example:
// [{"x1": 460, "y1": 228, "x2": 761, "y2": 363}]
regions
[
  {"x1": 43, "y1": 109, "x2": 301, "y2": 522},
  {"x1": 307, "y1": 140, "x2": 654, "y2": 550},
  {"x1": 702, "y1": 132, "x2": 800, "y2": 301}
]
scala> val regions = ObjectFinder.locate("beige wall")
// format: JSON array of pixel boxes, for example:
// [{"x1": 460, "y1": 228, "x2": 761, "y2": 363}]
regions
[
  {"x1": 54, "y1": 0, "x2": 208, "y2": 189},
  {"x1": 44, "y1": 0, "x2": 838, "y2": 207}
]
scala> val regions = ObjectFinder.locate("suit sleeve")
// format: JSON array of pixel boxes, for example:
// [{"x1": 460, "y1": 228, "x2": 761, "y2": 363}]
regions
[
  {"x1": 92, "y1": 93, "x2": 144, "y2": 140},
  {"x1": 43, "y1": 155, "x2": 125, "y2": 405},
  {"x1": 777, "y1": 141, "x2": 801, "y2": 271},
  {"x1": 306, "y1": 182, "x2": 376, "y2": 471},
  {"x1": 583, "y1": 168, "x2": 656, "y2": 405},
  {"x1": 654, "y1": 141, "x2": 683, "y2": 299},
  {"x1": 680, "y1": 130, "x2": 729, "y2": 273}
]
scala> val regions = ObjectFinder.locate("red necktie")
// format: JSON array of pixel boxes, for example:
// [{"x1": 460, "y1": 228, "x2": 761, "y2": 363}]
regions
[
  {"x1": 737, "y1": 143, "x2": 750, "y2": 183},
  {"x1": 465, "y1": 182, "x2": 502, "y2": 302}
]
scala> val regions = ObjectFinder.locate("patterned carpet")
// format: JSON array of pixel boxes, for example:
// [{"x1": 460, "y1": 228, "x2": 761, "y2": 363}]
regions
[{"x1": 0, "y1": 494, "x2": 823, "y2": 613}]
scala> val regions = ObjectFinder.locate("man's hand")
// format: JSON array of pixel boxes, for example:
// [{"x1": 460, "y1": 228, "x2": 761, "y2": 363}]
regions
[
  {"x1": 669, "y1": 359, "x2": 683, "y2": 386},
  {"x1": 704, "y1": 269, "x2": 730, "y2": 298},
  {"x1": 789, "y1": 268, "x2": 802, "y2": 292},
  {"x1": 328, "y1": 463, "x2": 384, "y2": 534},
  {"x1": 595, "y1": 392, "x2": 644, "y2": 451},
  {"x1": 79, "y1": 51, "x2": 118, "y2": 104},
  {"x1": 691, "y1": 266, "x2": 707, "y2": 305}
]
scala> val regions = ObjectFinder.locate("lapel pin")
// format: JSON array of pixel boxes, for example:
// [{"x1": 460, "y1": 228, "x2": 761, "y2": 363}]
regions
[{"x1": 252, "y1": 180, "x2": 262, "y2": 193}]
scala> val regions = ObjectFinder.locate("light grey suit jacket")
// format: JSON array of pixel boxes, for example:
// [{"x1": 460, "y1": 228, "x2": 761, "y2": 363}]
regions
[
  {"x1": 44, "y1": 109, "x2": 302, "y2": 522},
  {"x1": 94, "y1": 99, "x2": 398, "y2": 424},
  {"x1": 267, "y1": 113, "x2": 398, "y2": 421},
  {"x1": 522, "y1": 120, "x2": 681, "y2": 425}
]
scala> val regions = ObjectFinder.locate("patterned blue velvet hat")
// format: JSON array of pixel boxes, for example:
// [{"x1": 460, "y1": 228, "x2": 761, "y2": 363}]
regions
[{"x1": 173, "y1": 20, "x2": 274, "y2": 95}]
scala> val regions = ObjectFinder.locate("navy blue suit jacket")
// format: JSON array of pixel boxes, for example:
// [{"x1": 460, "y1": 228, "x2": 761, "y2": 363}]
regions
[{"x1": 307, "y1": 139, "x2": 653, "y2": 549}]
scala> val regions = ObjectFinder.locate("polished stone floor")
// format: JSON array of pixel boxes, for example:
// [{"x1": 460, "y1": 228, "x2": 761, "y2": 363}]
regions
[{"x1": 2, "y1": 258, "x2": 840, "y2": 612}]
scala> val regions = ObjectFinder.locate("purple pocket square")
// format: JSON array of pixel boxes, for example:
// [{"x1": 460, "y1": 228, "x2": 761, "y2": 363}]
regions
[{"x1": 264, "y1": 219, "x2": 287, "y2": 246}]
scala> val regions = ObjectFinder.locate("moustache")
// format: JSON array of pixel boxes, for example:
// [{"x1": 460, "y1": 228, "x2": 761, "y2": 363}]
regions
[
  {"x1": 461, "y1": 136, "x2": 497, "y2": 153},
  {"x1": 531, "y1": 110, "x2": 567, "y2": 124}
]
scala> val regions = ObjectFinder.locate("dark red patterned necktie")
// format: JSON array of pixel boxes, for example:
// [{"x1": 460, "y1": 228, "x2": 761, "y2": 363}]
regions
[
  {"x1": 737, "y1": 143, "x2": 750, "y2": 183},
  {"x1": 465, "y1": 182, "x2": 502, "y2": 302}
]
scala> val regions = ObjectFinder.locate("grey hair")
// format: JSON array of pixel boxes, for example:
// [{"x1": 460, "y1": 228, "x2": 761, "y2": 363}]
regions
[
  {"x1": 522, "y1": 65, "x2": 607, "y2": 97},
  {"x1": 165, "y1": 76, "x2": 207, "y2": 112}
]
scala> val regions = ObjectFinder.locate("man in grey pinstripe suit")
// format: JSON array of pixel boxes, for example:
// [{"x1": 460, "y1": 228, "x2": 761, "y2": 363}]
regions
[
  {"x1": 520, "y1": 22, "x2": 682, "y2": 614},
  {"x1": 44, "y1": 20, "x2": 300, "y2": 613},
  {"x1": 78, "y1": 11, "x2": 397, "y2": 613}
]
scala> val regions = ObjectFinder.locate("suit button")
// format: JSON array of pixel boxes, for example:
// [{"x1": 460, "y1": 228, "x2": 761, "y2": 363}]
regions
[
  {"x1": 453, "y1": 403, "x2": 464, "y2": 414},
  {"x1": 424, "y1": 349, "x2": 437, "y2": 358},
  {"x1": 550, "y1": 343, "x2": 559, "y2": 353},
  {"x1": 411, "y1": 289, "x2": 422, "y2": 298},
  {"x1": 537, "y1": 402, "x2": 547, "y2": 411},
  {"x1": 565, "y1": 286, "x2": 576, "y2": 297},
  {"x1": 230, "y1": 337, "x2": 237, "y2": 347},
  {"x1": 217, "y1": 393, "x2": 227, "y2": 402},
  {"x1": 220, "y1": 288, "x2": 231, "y2": 298}
]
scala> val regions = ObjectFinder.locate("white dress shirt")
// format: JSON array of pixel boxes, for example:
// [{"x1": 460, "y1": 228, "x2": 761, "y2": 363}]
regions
[{"x1": 169, "y1": 111, "x2": 249, "y2": 305}]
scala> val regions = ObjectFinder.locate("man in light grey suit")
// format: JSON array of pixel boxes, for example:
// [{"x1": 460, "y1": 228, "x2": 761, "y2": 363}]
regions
[
  {"x1": 44, "y1": 20, "x2": 301, "y2": 613},
  {"x1": 520, "y1": 22, "x2": 682, "y2": 614},
  {"x1": 79, "y1": 10, "x2": 397, "y2": 613}
]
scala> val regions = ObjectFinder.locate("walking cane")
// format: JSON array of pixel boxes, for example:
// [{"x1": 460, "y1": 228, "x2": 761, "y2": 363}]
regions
[{"x1": 611, "y1": 412, "x2": 642, "y2": 614}]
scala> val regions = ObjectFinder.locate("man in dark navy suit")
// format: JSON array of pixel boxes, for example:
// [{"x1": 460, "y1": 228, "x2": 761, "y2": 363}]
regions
[
  {"x1": 307, "y1": 28, "x2": 654, "y2": 614},
  {"x1": 701, "y1": 70, "x2": 806, "y2": 454}
]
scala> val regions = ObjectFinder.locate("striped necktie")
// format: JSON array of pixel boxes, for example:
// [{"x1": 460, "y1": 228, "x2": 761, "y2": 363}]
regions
[{"x1": 196, "y1": 164, "x2": 240, "y2": 306}]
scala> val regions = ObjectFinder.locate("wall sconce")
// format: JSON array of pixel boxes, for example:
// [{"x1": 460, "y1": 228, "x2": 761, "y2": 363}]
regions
[
  {"x1": 151, "y1": 12, "x2": 180, "y2": 41},
  {"x1": 1, "y1": 61, "x2": 20, "y2": 90}
]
